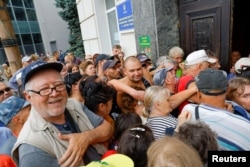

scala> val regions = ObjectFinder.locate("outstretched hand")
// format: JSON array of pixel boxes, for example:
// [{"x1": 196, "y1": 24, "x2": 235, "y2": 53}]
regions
[
  {"x1": 175, "y1": 111, "x2": 192, "y2": 132},
  {"x1": 58, "y1": 132, "x2": 90, "y2": 167}
]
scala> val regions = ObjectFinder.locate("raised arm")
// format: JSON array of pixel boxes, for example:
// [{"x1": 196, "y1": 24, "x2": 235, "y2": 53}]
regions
[
  {"x1": 169, "y1": 86, "x2": 198, "y2": 110},
  {"x1": 108, "y1": 79, "x2": 145, "y2": 101}
]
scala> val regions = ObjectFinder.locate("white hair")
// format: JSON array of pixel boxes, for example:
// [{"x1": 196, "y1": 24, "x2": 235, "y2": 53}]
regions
[{"x1": 168, "y1": 46, "x2": 184, "y2": 58}]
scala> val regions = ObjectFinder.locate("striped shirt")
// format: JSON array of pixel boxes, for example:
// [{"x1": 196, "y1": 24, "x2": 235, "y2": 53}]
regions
[
  {"x1": 182, "y1": 103, "x2": 250, "y2": 151},
  {"x1": 147, "y1": 115, "x2": 177, "y2": 139}
]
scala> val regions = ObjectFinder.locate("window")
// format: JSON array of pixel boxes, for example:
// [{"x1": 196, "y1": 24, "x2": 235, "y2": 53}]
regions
[
  {"x1": 17, "y1": 21, "x2": 30, "y2": 34},
  {"x1": 26, "y1": 9, "x2": 37, "y2": 21},
  {"x1": 107, "y1": 11, "x2": 119, "y2": 46},
  {"x1": 24, "y1": 45, "x2": 35, "y2": 55},
  {"x1": 35, "y1": 44, "x2": 45, "y2": 55},
  {"x1": 15, "y1": 34, "x2": 22, "y2": 45},
  {"x1": 29, "y1": 21, "x2": 40, "y2": 33},
  {"x1": 21, "y1": 34, "x2": 33, "y2": 45},
  {"x1": 105, "y1": 0, "x2": 119, "y2": 46},
  {"x1": 24, "y1": 0, "x2": 34, "y2": 8},
  {"x1": 1, "y1": 0, "x2": 45, "y2": 60},
  {"x1": 13, "y1": 7, "x2": 27, "y2": 21},
  {"x1": 105, "y1": 0, "x2": 115, "y2": 10},
  {"x1": 32, "y1": 33, "x2": 43, "y2": 44},
  {"x1": 11, "y1": 0, "x2": 23, "y2": 7}
]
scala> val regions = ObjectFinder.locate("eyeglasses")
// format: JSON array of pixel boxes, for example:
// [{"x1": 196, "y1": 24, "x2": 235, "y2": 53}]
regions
[
  {"x1": 0, "y1": 87, "x2": 11, "y2": 95},
  {"x1": 27, "y1": 83, "x2": 66, "y2": 96}
]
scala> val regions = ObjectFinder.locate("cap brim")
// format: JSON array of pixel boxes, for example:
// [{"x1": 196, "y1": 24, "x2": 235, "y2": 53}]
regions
[
  {"x1": 23, "y1": 62, "x2": 63, "y2": 85},
  {"x1": 207, "y1": 58, "x2": 217, "y2": 63},
  {"x1": 22, "y1": 57, "x2": 32, "y2": 63},
  {"x1": 140, "y1": 58, "x2": 151, "y2": 62},
  {"x1": 103, "y1": 60, "x2": 120, "y2": 71},
  {"x1": 94, "y1": 55, "x2": 110, "y2": 66},
  {"x1": 109, "y1": 60, "x2": 120, "y2": 68}
]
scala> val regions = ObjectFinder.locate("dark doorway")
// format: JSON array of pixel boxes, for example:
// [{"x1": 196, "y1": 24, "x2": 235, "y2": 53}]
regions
[
  {"x1": 232, "y1": 1, "x2": 250, "y2": 57},
  {"x1": 179, "y1": 0, "x2": 231, "y2": 71}
]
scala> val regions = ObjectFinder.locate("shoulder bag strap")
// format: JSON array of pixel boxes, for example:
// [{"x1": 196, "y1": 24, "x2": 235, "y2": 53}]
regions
[{"x1": 195, "y1": 105, "x2": 200, "y2": 120}]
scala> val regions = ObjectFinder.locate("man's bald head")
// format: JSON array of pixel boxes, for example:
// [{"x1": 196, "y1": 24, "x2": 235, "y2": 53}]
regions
[{"x1": 124, "y1": 56, "x2": 141, "y2": 69}]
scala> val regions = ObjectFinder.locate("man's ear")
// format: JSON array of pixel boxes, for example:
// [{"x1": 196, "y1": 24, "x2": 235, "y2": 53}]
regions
[
  {"x1": 196, "y1": 91, "x2": 202, "y2": 103},
  {"x1": 103, "y1": 69, "x2": 109, "y2": 76},
  {"x1": 122, "y1": 68, "x2": 127, "y2": 76},
  {"x1": 23, "y1": 91, "x2": 31, "y2": 102},
  {"x1": 165, "y1": 76, "x2": 170, "y2": 84}
]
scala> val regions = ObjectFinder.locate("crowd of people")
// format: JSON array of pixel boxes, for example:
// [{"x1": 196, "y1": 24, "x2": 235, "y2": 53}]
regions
[{"x1": 0, "y1": 44, "x2": 250, "y2": 167}]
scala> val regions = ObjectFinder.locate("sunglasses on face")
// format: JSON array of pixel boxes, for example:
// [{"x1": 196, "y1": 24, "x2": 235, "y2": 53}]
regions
[{"x1": 0, "y1": 87, "x2": 11, "y2": 95}]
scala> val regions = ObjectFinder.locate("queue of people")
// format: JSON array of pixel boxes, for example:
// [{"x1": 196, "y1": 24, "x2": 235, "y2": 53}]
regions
[{"x1": 0, "y1": 45, "x2": 250, "y2": 167}]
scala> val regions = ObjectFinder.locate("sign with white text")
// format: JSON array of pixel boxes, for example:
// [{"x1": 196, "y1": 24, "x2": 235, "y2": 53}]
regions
[{"x1": 117, "y1": 0, "x2": 134, "y2": 31}]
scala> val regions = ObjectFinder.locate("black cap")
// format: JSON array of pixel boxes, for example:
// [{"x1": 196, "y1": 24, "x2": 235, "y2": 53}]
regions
[
  {"x1": 94, "y1": 54, "x2": 112, "y2": 66},
  {"x1": 195, "y1": 68, "x2": 228, "y2": 96}
]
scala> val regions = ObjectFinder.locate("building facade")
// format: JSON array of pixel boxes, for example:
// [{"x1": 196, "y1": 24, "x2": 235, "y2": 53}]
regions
[
  {"x1": 0, "y1": 0, "x2": 69, "y2": 64},
  {"x1": 76, "y1": 0, "x2": 179, "y2": 62}
]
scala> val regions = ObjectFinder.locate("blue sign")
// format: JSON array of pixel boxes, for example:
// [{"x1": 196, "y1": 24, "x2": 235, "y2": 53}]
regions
[{"x1": 117, "y1": 0, "x2": 134, "y2": 31}]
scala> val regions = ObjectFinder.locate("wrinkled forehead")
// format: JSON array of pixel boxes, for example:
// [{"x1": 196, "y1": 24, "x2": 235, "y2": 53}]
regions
[{"x1": 28, "y1": 69, "x2": 63, "y2": 85}]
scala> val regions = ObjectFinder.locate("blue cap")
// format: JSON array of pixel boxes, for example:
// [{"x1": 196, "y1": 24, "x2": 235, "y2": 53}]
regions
[
  {"x1": 21, "y1": 61, "x2": 63, "y2": 89},
  {"x1": 0, "y1": 96, "x2": 30, "y2": 125},
  {"x1": 136, "y1": 53, "x2": 151, "y2": 63},
  {"x1": 94, "y1": 54, "x2": 113, "y2": 66},
  {"x1": 102, "y1": 60, "x2": 120, "y2": 71},
  {"x1": 153, "y1": 66, "x2": 174, "y2": 86}
]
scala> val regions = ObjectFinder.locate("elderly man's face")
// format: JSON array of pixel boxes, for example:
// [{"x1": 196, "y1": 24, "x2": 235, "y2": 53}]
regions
[{"x1": 25, "y1": 69, "x2": 68, "y2": 121}]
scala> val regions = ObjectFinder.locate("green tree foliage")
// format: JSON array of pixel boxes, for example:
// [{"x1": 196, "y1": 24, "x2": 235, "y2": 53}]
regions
[{"x1": 55, "y1": 0, "x2": 84, "y2": 58}]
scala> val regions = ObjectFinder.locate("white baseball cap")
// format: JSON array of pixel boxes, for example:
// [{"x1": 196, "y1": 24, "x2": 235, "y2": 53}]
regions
[
  {"x1": 185, "y1": 50, "x2": 216, "y2": 66},
  {"x1": 234, "y1": 57, "x2": 250, "y2": 73},
  {"x1": 22, "y1": 56, "x2": 32, "y2": 63}
]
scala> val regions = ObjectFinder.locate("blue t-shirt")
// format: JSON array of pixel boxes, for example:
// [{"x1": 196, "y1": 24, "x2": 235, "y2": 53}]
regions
[
  {"x1": 19, "y1": 144, "x2": 59, "y2": 167},
  {"x1": 0, "y1": 127, "x2": 12, "y2": 146},
  {"x1": 0, "y1": 134, "x2": 17, "y2": 156}
]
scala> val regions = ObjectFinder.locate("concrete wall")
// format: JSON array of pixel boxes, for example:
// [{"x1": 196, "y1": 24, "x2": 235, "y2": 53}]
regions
[
  {"x1": 76, "y1": 0, "x2": 137, "y2": 57},
  {"x1": 76, "y1": 0, "x2": 179, "y2": 60},
  {"x1": 33, "y1": 0, "x2": 70, "y2": 55},
  {"x1": 132, "y1": 0, "x2": 180, "y2": 62}
]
